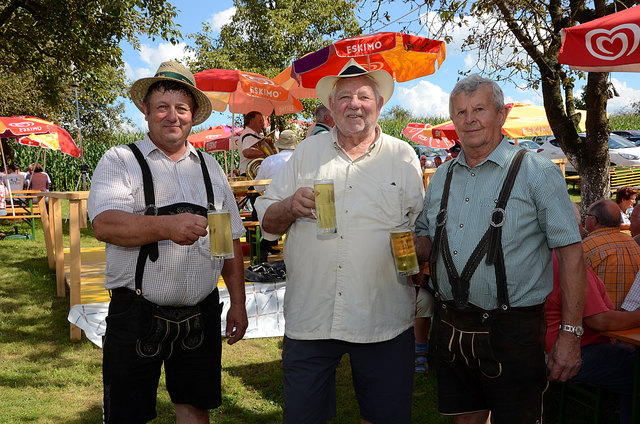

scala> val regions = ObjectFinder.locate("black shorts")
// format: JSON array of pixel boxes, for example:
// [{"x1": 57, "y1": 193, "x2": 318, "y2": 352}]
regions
[
  {"x1": 102, "y1": 288, "x2": 223, "y2": 423},
  {"x1": 433, "y1": 301, "x2": 548, "y2": 424},
  {"x1": 282, "y1": 328, "x2": 414, "y2": 424}
]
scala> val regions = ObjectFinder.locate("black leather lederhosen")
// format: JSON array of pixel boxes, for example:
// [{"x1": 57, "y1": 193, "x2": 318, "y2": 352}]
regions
[
  {"x1": 429, "y1": 149, "x2": 527, "y2": 311},
  {"x1": 127, "y1": 143, "x2": 216, "y2": 296},
  {"x1": 111, "y1": 144, "x2": 222, "y2": 359}
]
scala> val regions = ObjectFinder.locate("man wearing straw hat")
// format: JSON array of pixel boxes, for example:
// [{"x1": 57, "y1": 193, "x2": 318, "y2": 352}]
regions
[
  {"x1": 88, "y1": 61, "x2": 248, "y2": 423},
  {"x1": 256, "y1": 59, "x2": 424, "y2": 423}
]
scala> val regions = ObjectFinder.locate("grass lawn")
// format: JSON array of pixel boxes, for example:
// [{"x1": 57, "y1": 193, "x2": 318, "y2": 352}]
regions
[{"x1": 0, "y1": 197, "x2": 620, "y2": 423}]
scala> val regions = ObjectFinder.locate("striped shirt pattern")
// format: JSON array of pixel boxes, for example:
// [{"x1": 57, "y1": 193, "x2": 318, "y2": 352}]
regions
[{"x1": 583, "y1": 227, "x2": 640, "y2": 310}]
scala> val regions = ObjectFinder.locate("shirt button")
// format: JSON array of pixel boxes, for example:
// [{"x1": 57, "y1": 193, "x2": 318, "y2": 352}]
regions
[
  {"x1": 338, "y1": 292, "x2": 342, "y2": 296},
  {"x1": 459, "y1": 224, "x2": 464, "y2": 228},
  {"x1": 349, "y1": 185, "x2": 352, "y2": 189},
  {"x1": 338, "y1": 265, "x2": 342, "y2": 269},
  {"x1": 465, "y1": 198, "x2": 470, "y2": 202},
  {"x1": 340, "y1": 235, "x2": 344, "y2": 239},
  {"x1": 453, "y1": 250, "x2": 458, "y2": 255},
  {"x1": 471, "y1": 172, "x2": 476, "y2": 177}
]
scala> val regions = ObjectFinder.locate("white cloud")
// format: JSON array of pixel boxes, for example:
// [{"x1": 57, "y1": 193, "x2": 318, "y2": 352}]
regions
[
  {"x1": 209, "y1": 7, "x2": 236, "y2": 31},
  {"x1": 608, "y1": 78, "x2": 640, "y2": 113},
  {"x1": 124, "y1": 42, "x2": 196, "y2": 82},
  {"x1": 396, "y1": 80, "x2": 450, "y2": 117}
]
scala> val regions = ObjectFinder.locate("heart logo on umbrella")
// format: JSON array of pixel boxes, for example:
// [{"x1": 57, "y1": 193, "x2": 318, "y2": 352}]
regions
[{"x1": 585, "y1": 23, "x2": 640, "y2": 60}]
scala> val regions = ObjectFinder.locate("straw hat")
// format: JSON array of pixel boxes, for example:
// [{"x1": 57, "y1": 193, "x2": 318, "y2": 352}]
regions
[
  {"x1": 275, "y1": 130, "x2": 298, "y2": 150},
  {"x1": 315, "y1": 58, "x2": 394, "y2": 109},
  {"x1": 130, "y1": 61, "x2": 212, "y2": 125}
]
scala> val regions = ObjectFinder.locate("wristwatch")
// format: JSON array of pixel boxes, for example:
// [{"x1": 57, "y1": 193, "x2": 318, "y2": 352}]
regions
[{"x1": 559, "y1": 324, "x2": 584, "y2": 338}]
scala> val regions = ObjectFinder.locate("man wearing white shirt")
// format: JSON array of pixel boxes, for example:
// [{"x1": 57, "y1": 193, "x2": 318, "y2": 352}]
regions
[
  {"x1": 239, "y1": 111, "x2": 266, "y2": 175},
  {"x1": 254, "y1": 130, "x2": 297, "y2": 193},
  {"x1": 256, "y1": 59, "x2": 424, "y2": 424}
]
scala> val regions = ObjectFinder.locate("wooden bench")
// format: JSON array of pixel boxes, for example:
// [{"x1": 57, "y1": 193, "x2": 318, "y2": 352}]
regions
[
  {"x1": 0, "y1": 189, "x2": 42, "y2": 239},
  {"x1": 565, "y1": 166, "x2": 640, "y2": 192},
  {"x1": 610, "y1": 166, "x2": 640, "y2": 191}
]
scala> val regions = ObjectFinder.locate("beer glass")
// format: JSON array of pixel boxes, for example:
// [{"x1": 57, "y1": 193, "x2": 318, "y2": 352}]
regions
[
  {"x1": 390, "y1": 229, "x2": 419, "y2": 276},
  {"x1": 314, "y1": 179, "x2": 337, "y2": 234},
  {"x1": 208, "y1": 209, "x2": 234, "y2": 259}
]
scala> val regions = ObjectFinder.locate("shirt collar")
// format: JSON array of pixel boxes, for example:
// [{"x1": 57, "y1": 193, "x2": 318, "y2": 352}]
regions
[
  {"x1": 331, "y1": 125, "x2": 382, "y2": 160},
  {"x1": 454, "y1": 136, "x2": 513, "y2": 170},
  {"x1": 140, "y1": 133, "x2": 200, "y2": 162}
]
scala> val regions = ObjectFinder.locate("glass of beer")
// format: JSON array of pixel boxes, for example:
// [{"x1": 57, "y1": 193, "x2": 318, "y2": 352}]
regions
[
  {"x1": 208, "y1": 209, "x2": 234, "y2": 259},
  {"x1": 390, "y1": 229, "x2": 419, "y2": 276},
  {"x1": 314, "y1": 179, "x2": 337, "y2": 234}
]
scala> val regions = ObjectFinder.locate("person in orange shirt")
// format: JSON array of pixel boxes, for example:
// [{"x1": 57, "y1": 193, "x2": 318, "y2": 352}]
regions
[{"x1": 583, "y1": 199, "x2": 640, "y2": 309}]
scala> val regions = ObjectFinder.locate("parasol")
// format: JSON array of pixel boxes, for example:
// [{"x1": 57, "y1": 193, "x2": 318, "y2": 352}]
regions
[
  {"x1": 194, "y1": 69, "x2": 303, "y2": 116},
  {"x1": 424, "y1": 103, "x2": 587, "y2": 140},
  {"x1": 402, "y1": 123, "x2": 455, "y2": 148},
  {"x1": 289, "y1": 32, "x2": 447, "y2": 92},
  {"x1": 558, "y1": 6, "x2": 640, "y2": 72}
]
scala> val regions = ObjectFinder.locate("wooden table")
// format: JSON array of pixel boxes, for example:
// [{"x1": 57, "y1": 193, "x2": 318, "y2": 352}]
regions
[
  {"x1": 37, "y1": 191, "x2": 90, "y2": 340},
  {"x1": 601, "y1": 327, "x2": 640, "y2": 422}
]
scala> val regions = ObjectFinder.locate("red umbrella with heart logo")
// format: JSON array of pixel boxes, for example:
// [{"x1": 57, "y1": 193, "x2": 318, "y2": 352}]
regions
[{"x1": 558, "y1": 6, "x2": 640, "y2": 72}]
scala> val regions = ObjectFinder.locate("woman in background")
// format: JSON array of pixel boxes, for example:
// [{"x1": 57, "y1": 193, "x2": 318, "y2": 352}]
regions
[
  {"x1": 28, "y1": 163, "x2": 49, "y2": 192},
  {"x1": 616, "y1": 186, "x2": 638, "y2": 231}
]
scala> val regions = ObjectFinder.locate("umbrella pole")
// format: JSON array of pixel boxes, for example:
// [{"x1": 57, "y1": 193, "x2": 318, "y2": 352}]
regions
[{"x1": 0, "y1": 139, "x2": 16, "y2": 217}]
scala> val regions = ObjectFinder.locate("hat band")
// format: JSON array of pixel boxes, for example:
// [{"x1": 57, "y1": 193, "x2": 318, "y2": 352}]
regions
[{"x1": 155, "y1": 71, "x2": 195, "y2": 87}]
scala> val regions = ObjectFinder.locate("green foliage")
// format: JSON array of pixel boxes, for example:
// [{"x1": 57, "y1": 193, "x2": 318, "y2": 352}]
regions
[
  {"x1": 0, "y1": 0, "x2": 181, "y2": 139},
  {"x1": 187, "y1": 0, "x2": 361, "y2": 125},
  {"x1": 189, "y1": 0, "x2": 361, "y2": 78}
]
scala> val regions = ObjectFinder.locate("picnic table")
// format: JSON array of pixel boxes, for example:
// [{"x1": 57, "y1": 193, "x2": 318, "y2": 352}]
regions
[
  {"x1": 37, "y1": 191, "x2": 90, "y2": 339},
  {"x1": 600, "y1": 327, "x2": 640, "y2": 423}
]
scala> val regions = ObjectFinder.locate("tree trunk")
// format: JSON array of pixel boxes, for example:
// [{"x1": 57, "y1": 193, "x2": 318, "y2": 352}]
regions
[{"x1": 580, "y1": 72, "x2": 610, "y2": 210}]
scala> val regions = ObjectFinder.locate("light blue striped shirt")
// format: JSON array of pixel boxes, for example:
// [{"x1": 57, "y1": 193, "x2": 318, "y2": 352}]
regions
[{"x1": 416, "y1": 139, "x2": 581, "y2": 309}]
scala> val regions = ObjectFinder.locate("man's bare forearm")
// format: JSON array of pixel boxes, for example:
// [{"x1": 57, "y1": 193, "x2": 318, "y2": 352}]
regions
[
  {"x1": 261, "y1": 197, "x2": 296, "y2": 235},
  {"x1": 555, "y1": 242, "x2": 587, "y2": 327}
]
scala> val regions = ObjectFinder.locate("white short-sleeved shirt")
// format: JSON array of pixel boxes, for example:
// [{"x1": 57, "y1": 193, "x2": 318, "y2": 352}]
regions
[
  {"x1": 88, "y1": 135, "x2": 245, "y2": 306},
  {"x1": 255, "y1": 127, "x2": 425, "y2": 343}
]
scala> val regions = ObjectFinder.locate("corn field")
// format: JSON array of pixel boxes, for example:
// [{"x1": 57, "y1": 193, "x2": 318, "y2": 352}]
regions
[{"x1": 6, "y1": 113, "x2": 640, "y2": 192}]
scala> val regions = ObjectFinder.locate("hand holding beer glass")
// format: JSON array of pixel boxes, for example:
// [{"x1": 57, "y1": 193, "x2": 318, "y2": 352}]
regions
[
  {"x1": 208, "y1": 209, "x2": 234, "y2": 259},
  {"x1": 390, "y1": 229, "x2": 420, "y2": 276}
]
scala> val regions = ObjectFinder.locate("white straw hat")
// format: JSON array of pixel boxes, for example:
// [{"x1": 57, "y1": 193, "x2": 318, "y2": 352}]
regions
[
  {"x1": 315, "y1": 58, "x2": 394, "y2": 109},
  {"x1": 130, "y1": 61, "x2": 212, "y2": 125}
]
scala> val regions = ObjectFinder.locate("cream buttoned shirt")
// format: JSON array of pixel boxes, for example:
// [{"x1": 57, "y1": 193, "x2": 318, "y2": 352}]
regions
[{"x1": 255, "y1": 128, "x2": 425, "y2": 343}]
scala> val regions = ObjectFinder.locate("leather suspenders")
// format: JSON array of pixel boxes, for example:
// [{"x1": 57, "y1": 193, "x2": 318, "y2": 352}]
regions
[
  {"x1": 127, "y1": 144, "x2": 216, "y2": 295},
  {"x1": 429, "y1": 149, "x2": 527, "y2": 311}
]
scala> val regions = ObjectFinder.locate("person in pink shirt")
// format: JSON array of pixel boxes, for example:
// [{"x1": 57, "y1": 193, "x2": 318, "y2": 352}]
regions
[{"x1": 28, "y1": 163, "x2": 49, "y2": 192}]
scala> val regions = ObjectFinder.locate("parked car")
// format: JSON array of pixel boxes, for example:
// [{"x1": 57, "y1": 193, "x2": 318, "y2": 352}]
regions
[
  {"x1": 413, "y1": 145, "x2": 450, "y2": 165},
  {"x1": 538, "y1": 133, "x2": 640, "y2": 172},
  {"x1": 515, "y1": 140, "x2": 543, "y2": 152},
  {"x1": 530, "y1": 135, "x2": 556, "y2": 145},
  {"x1": 612, "y1": 130, "x2": 640, "y2": 145}
]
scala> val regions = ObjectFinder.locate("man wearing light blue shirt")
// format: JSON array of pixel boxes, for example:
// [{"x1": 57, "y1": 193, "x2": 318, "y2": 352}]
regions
[{"x1": 415, "y1": 74, "x2": 587, "y2": 424}]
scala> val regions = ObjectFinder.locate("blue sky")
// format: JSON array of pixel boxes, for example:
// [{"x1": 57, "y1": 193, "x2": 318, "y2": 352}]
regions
[{"x1": 120, "y1": 0, "x2": 640, "y2": 131}]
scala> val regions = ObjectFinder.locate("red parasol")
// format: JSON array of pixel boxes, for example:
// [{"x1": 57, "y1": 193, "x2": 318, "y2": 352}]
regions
[
  {"x1": 0, "y1": 116, "x2": 80, "y2": 157},
  {"x1": 402, "y1": 123, "x2": 455, "y2": 148},
  {"x1": 194, "y1": 69, "x2": 303, "y2": 116},
  {"x1": 187, "y1": 125, "x2": 243, "y2": 150},
  {"x1": 558, "y1": 6, "x2": 640, "y2": 72},
  {"x1": 289, "y1": 32, "x2": 446, "y2": 91}
]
